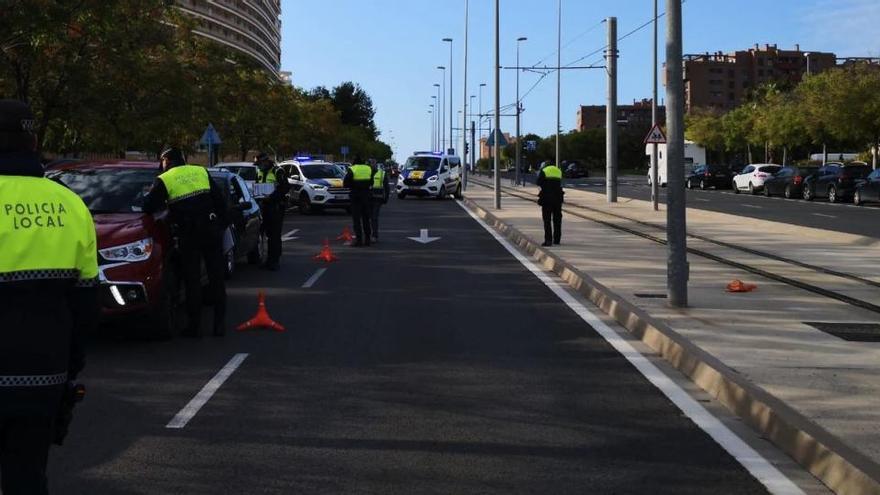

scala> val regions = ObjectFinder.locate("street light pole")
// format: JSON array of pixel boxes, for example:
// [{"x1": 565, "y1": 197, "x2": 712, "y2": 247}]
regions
[
  {"x1": 651, "y1": 0, "x2": 660, "y2": 211},
  {"x1": 444, "y1": 38, "x2": 454, "y2": 154},
  {"x1": 433, "y1": 87, "x2": 441, "y2": 150},
  {"x1": 606, "y1": 16, "x2": 618, "y2": 203},
  {"x1": 479, "y1": 83, "x2": 486, "y2": 164},
  {"x1": 555, "y1": 0, "x2": 562, "y2": 170},
  {"x1": 461, "y1": 0, "x2": 469, "y2": 187},
  {"x1": 493, "y1": 0, "x2": 501, "y2": 209},
  {"x1": 429, "y1": 106, "x2": 435, "y2": 150},
  {"x1": 438, "y1": 66, "x2": 446, "y2": 152},
  {"x1": 516, "y1": 37, "x2": 527, "y2": 187},
  {"x1": 666, "y1": 0, "x2": 688, "y2": 307}
]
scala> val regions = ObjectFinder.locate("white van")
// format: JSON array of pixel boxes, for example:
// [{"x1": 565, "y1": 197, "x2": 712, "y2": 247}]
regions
[
  {"x1": 646, "y1": 141, "x2": 707, "y2": 187},
  {"x1": 397, "y1": 152, "x2": 463, "y2": 200}
]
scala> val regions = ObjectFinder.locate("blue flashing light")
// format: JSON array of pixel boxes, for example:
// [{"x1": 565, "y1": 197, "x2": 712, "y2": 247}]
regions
[{"x1": 295, "y1": 156, "x2": 314, "y2": 161}]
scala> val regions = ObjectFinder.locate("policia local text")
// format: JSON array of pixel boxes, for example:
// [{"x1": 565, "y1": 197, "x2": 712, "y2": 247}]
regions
[{"x1": 4, "y1": 202, "x2": 68, "y2": 229}]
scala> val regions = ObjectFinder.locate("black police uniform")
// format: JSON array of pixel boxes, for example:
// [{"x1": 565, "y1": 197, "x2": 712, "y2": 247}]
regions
[
  {"x1": 0, "y1": 100, "x2": 99, "y2": 495},
  {"x1": 343, "y1": 164, "x2": 374, "y2": 246},
  {"x1": 370, "y1": 167, "x2": 390, "y2": 242},
  {"x1": 144, "y1": 163, "x2": 229, "y2": 336},
  {"x1": 255, "y1": 161, "x2": 289, "y2": 270},
  {"x1": 537, "y1": 165, "x2": 564, "y2": 246}
]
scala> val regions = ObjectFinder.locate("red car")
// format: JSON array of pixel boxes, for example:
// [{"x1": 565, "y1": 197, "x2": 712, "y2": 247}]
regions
[{"x1": 50, "y1": 161, "x2": 183, "y2": 338}]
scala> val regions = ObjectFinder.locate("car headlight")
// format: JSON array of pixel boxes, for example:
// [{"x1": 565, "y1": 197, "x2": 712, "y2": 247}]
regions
[
  {"x1": 311, "y1": 184, "x2": 327, "y2": 190},
  {"x1": 99, "y1": 238, "x2": 153, "y2": 262},
  {"x1": 428, "y1": 175, "x2": 439, "y2": 182}
]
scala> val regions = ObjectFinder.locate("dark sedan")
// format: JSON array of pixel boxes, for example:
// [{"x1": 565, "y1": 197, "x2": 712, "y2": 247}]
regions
[
  {"x1": 763, "y1": 165, "x2": 818, "y2": 199},
  {"x1": 854, "y1": 168, "x2": 880, "y2": 206},
  {"x1": 562, "y1": 161, "x2": 589, "y2": 178},
  {"x1": 686, "y1": 164, "x2": 734, "y2": 190},
  {"x1": 803, "y1": 162, "x2": 872, "y2": 203},
  {"x1": 208, "y1": 169, "x2": 265, "y2": 278}
]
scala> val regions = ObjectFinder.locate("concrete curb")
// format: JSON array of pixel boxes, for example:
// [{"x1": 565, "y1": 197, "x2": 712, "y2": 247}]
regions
[{"x1": 462, "y1": 196, "x2": 880, "y2": 495}]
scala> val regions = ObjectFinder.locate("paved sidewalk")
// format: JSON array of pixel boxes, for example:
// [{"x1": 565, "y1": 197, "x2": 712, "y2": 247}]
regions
[{"x1": 463, "y1": 182, "x2": 880, "y2": 495}]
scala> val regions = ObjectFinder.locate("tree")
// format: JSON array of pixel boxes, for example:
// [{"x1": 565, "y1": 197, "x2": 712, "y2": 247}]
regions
[{"x1": 331, "y1": 82, "x2": 377, "y2": 139}]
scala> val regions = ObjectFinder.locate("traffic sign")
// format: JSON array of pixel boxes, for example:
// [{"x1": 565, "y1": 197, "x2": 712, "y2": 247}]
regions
[
  {"x1": 525, "y1": 140, "x2": 537, "y2": 152},
  {"x1": 340, "y1": 145, "x2": 349, "y2": 156},
  {"x1": 199, "y1": 123, "x2": 222, "y2": 146},
  {"x1": 644, "y1": 124, "x2": 666, "y2": 145},
  {"x1": 486, "y1": 129, "x2": 508, "y2": 147}
]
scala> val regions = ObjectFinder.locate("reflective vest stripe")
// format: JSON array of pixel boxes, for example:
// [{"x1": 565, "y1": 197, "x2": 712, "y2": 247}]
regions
[
  {"x1": 158, "y1": 165, "x2": 211, "y2": 203},
  {"x1": 543, "y1": 165, "x2": 563, "y2": 180},
  {"x1": 351, "y1": 164, "x2": 372, "y2": 182},
  {"x1": 372, "y1": 169, "x2": 385, "y2": 189},
  {"x1": 0, "y1": 176, "x2": 98, "y2": 282},
  {"x1": 0, "y1": 373, "x2": 68, "y2": 387}
]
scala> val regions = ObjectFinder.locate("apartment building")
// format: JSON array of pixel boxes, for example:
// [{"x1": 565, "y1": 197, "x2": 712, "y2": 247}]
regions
[{"x1": 576, "y1": 99, "x2": 666, "y2": 134}]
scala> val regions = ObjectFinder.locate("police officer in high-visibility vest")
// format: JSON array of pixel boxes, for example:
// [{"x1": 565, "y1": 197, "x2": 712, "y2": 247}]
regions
[
  {"x1": 343, "y1": 157, "x2": 374, "y2": 247},
  {"x1": 144, "y1": 148, "x2": 228, "y2": 337},
  {"x1": 369, "y1": 161, "x2": 389, "y2": 244},
  {"x1": 254, "y1": 152, "x2": 289, "y2": 271},
  {"x1": 0, "y1": 100, "x2": 99, "y2": 494},
  {"x1": 536, "y1": 162, "x2": 564, "y2": 247}
]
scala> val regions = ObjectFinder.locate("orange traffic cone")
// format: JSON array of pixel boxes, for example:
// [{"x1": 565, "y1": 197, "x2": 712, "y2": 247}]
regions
[
  {"x1": 336, "y1": 226, "x2": 354, "y2": 244},
  {"x1": 236, "y1": 291, "x2": 285, "y2": 332},
  {"x1": 726, "y1": 279, "x2": 757, "y2": 293},
  {"x1": 313, "y1": 239, "x2": 339, "y2": 263}
]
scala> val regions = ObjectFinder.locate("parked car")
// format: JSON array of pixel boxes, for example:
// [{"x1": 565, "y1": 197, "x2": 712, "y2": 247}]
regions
[
  {"x1": 562, "y1": 160, "x2": 589, "y2": 178},
  {"x1": 732, "y1": 164, "x2": 782, "y2": 194},
  {"x1": 215, "y1": 162, "x2": 259, "y2": 195},
  {"x1": 762, "y1": 165, "x2": 818, "y2": 199},
  {"x1": 686, "y1": 164, "x2": 734, "y2": 190},
  {"x1": 49, "y1": 161, "x2": 182, "y2": 338},
  {"x1": 854, "y1": 168, "x2": 880, "y2": 206},
  {"x1": 802, "y1": 162, "x2": 872, "y2": 203},
  {"x1": 207, "y1": 169, "x2": 265, "y2": 278}
]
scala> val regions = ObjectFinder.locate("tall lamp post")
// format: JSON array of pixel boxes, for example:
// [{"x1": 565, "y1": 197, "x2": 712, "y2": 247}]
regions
[
  {"x1": 428, "y1": 108, "x2": 434, "y2": 150},
  {"x1": 443, "y1": 38, "x2": 454, "y2": 154},
  {"x1": 479, "y1": 83, "x2": 486, "y2": 164},
  {"x1": 433, "y1": 89, "x2": 441, "y2": 150},
  {"x1": 437, "y1": 66, "x2": 446, "y2": 152},
  {"x1": 461, "y1": 0, "x2": 470, "y2": 185},
  {"x1": 493, "y1": 0, "x2": 500, "y2": 209},
  {"x1": 515, "y1": 36, "x2": 527, "y2": 186}
]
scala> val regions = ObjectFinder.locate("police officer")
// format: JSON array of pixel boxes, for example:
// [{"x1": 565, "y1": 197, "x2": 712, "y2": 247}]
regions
[
  {"x1": 254, "y1": 152, "x2": 289, "y2": 271},
  {"x1": 536, "y1": 162, "x2": 564, "y2": 247},
  {"x1": 369, "y1": 161, "x2": 389, "y2": 244},
  {"x1": 343, "y1": 157, "x2": 374, "y2": 247},
  {"x1": 0, "y1": 100, "x2": 99, "y2": 494},
  {"x1": 144, "y1": 148, "x2": 228, "y2": 337}
]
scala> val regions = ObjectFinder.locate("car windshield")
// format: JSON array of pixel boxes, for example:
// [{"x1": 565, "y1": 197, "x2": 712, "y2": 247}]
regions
[
  {"x1": 404, "y1": 156, "x2": 441, "y2": 171},
  {"x1": 226, "y1": 166, "x2": 257, "y2": 181},
  {"x1": 54, "y1": 168, "x2": 159, "y2": 213},
  {"x1": 301, "y1": 164, "x2": 344, "y2": 179}
]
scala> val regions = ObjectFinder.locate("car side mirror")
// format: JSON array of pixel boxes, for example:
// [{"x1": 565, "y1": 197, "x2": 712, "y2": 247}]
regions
[{"x1": 290, "y1": 174, "x2": 300, "y2": 180}]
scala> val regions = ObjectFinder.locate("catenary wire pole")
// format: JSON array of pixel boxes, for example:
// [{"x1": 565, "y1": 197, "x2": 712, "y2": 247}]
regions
[
  {"x1": 606, "y1": 17, "x2": 618, "y2": 203},
  {"x1": 493, "y1": 0, "x2": 501, "y2": 209},
  {"x1": 666, "y1": 0, "x2": 688, "y2": 307},
  {"x1": 651, "y1": 0, "x2": 660, "y2": 211}
]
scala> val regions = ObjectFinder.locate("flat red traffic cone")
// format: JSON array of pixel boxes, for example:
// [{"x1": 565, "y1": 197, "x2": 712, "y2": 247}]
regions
[
  {"x1": 236, "y1": 291, "x2": 285, "y2": 332},
  {"x1": 313, "y1": 239, "x2": 339, "y2": 263},
  {"x1": 726, "y1": 279, "x2": 758, "y2": 293},
  {"x1": 336, "y1": 226, "x2": 354, "y2": 244}
]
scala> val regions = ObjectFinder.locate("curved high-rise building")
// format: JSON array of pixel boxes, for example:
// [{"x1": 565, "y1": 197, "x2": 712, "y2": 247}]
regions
[{"x1": 176, "y1": 0, "x2": 281, "y2": 75}]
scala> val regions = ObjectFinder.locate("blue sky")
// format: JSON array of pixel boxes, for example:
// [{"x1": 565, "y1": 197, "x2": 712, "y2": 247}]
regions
[{"x1": 281, "y1": 0, "x2": 880, "y2": 160}]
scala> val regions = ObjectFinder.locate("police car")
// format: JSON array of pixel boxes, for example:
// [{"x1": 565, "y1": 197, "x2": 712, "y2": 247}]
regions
[
  {"x1": 278, "y1": 157, "x2": 350, "y2": 214},
  {"x1": 397, "y1": 152, "x2": 463, "y2": 200}
]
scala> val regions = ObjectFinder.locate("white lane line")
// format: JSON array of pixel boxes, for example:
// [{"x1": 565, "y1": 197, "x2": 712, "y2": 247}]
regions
[
  {"x1": 741, "y1": 204, "x2": 762, "y2": 209},
  {"x1": 302, "y1": 268, "x2": 327, "y2": 288},
  {"x1": 812, "y1": 213, "x2": 837, "y2": 219},
  {"x1": 282, "y1": 229, "x2": 300, "y2": 242},
  {"x1": 693, "y1": 198, "x2": 711, "y2": 202},
  {"x1": 456, "y1": 200, "x2": 804, "y2": 495},
  {"x1": 166, "y1": 353, "x2": 249, "y2": 429}
]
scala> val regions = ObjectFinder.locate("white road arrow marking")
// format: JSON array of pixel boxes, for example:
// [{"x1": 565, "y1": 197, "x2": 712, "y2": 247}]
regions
[
  {"x1": 281, "y1": 229, "x2": 299, "y2": 242},
  {"x1": 407, "y1": 229, "x2": 441, "y2": 244}
]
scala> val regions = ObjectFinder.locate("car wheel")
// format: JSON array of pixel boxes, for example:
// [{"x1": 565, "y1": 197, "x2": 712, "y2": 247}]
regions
[
  {"x1": 151, "y1": 268, "x2": 181, "y2": 340},
  {"x1": 748, "y1": 182, "x2": 757, "y2": 195},
  {"x1": 803, "y1": 185, "x2": 814, "y2": 201},
  {"x1": 299, "y1": 193, "x2": 313, "y2": 215},
  {"x1": 784, "y1": 184, "x2": 793, "y2": 199},
  {"x1": 437, "y1": 185, "x2": 447, "y2": 200},
  {"x1": 699, "y1": 179, "x2": 707, "y2": 190},
  {"x1": 686, "y1": 179, "x2": 693, "y2": 189},
  {"x1": 224, "y1": 249, "x2": 235, "y2": 280},
  {"x1": 247, "y1": 234, "x2": 266, "y2": 265},
  {"x1": 764, "y1": 184, "x2": 771, "y2": 197},
  {"x1": 732, "y1": 180, "x2": 740, "y2": 194},
  {"x1": 397, "y1": 192, "x2": 407, "y2": 200},
  {"x1": 454, "y1": 183, "x2": 463, "y2": 200},
  {"x1": 827, "y1": 185, "x2": 838, "y2": 203},
  {"x1": 854, "y1": 189, "x2": 863, "y2": 206}
]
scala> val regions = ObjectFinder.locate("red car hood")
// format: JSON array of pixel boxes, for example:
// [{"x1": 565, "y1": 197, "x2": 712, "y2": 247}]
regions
[{"x1": 93, "y1": 213, "x2": 161, "y2": 250}]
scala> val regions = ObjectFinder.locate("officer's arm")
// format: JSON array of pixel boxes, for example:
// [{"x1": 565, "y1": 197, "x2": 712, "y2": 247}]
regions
[
  {"x1": 536, "y1": 170, "x2": 546, "y2": 187},
  {"x1": 343, "y1": 169, "x2": 354, "y2": 188},
  {"x1": 269, "y1": 167, "x2": 290, "y2": 202},
  {"x1": 68, "y1": 210, "x2": 100, "y2": 380},
  {"x1": 143, "y1": 178, "x2": 168, "y2": 214}
]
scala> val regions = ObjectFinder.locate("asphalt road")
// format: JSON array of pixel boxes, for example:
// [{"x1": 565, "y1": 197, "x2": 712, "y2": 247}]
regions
[
  {"x1": 50, "y1": 197, "x2": 773, "y2": 494},
  {"x1": 495, "y1": 171, "x2": 879, "y2": 239}
]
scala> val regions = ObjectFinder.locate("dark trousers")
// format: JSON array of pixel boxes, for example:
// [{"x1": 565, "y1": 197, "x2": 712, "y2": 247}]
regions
[
  {"x1": 542, "y1": 202, "x2": 562, "y2": 244},
  {"x1": 0, "y1": 416, "x2": 52, "y2": 495},
  {"x1": 370, "y1": 201, "x2": 382, "y2": 238},
  {"x1": 350, "y1": 194, "x2": 372, "y2": 243},
  {"x1": 263, "y1": 205, "x2": 285, "y2": 266},
  {"x1": 179, "y1": 230, "x2": 226, "y2": 335}
]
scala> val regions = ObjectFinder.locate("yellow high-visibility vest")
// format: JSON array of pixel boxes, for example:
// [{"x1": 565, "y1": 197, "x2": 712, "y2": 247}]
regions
[
  {"x1": 543, "y1": 165, "x2": 562, "y2": 180},
  {"x1": 351, "y1": 164, "x2": 372, "y2": 182},
  {"x1": 158, "y1": 165, "x2": 211, "y2": 203}
]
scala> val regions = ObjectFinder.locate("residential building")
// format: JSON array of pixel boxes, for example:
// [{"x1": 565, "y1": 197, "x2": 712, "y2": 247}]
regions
[
  {"x1": 479, "y1": 133, "x2": 514, "y2": 160},
  {"x1": 678, "y1": 44, "x2": 835, "y2": 113},
  {"x1": 576, "y1": 99, "x2": 665, "y2": 134},
  {"x1": 176, "y1": 0, "x2": 282, "y2": 75}
]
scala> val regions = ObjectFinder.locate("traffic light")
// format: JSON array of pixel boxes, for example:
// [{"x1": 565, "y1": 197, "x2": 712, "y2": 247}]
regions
[{"x1": 464, "y1": 143, "x2": 469, "y2": 155}]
